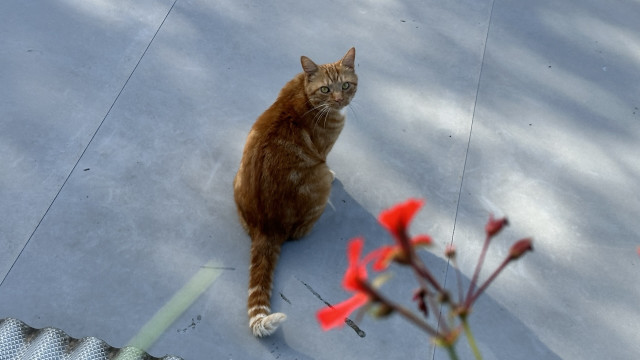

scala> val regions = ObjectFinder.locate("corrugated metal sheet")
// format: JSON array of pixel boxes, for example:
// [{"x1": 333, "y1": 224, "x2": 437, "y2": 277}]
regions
[{"x1": 0, "y1": 318, "x2": 182, "y2": 360}]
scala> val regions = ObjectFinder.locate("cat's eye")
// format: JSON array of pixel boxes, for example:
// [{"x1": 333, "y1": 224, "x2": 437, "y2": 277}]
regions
[
  {"x1": 320, "y1": 86, "x2": 330, "y2": 94},
  {"x1": 342, "y1": 82, "x2": 350, "y2": 90}
]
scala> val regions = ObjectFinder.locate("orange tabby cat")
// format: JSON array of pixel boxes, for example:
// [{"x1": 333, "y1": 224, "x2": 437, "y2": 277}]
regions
[{"x1": 233, "y1": 48, "x2": 357, "y2": 337}]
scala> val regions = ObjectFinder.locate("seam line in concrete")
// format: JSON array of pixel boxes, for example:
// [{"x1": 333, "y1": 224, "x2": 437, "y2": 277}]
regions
[
  {"x1": 432, "y1": 0, "x2": 497, "y2": 358},
  {"x1": 449, "y1": 1, "x2": 496, "y2": 244}
]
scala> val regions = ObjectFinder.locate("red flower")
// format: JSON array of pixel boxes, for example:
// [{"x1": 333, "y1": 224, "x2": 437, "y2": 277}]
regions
[
  {"x1": 378, "y1": 198, "x2": 424, "y2": 242},
  {"x1": 373, "y1": 235, "x2": 433, "y2": 271},
  {"x1": 317, "y1": 292, "x2": 369, "y2": 331},
  {"x1": 374, "y1": 199, "x2": 432, "y2": 270},
  {"x1": 317, "y1": 238, "x2": 374, "y2": 330},
  {"x1": 342, "y1": 237, "x2": 369, "y2": 292}
]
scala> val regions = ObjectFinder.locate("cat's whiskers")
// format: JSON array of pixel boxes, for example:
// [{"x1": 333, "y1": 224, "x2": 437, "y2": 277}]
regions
[
  {"x1": 304, "y1": 102, "x2": 330, "y2": 133},
  {"x1": 322, "y1": 105, "x2": 331, "y2": 129},
  {"x1": 311, "y1": 104, "x2": 331, "y2": 133},
  {"x1": 344, "y1": 100, "x2": 360, "y2": 124},
  {"x1": 302, "y1": 101, "x2": 326, "y2": 117}
]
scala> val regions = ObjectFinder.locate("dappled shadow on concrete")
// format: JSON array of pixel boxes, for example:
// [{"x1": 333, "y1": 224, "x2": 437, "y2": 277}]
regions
[
  {"x1": 1, "y1": 0, "x2": 637, "y2": 359},
  {"x1": 451, "y1": 0, "x2": 640, "y2": 359}
]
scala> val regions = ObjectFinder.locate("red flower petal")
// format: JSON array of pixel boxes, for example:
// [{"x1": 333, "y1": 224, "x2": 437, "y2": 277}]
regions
[
  {"x1": 378, "y1": 198, "x2": 425, "y2": 232},
  {"x1": 378, "y1": 199, "x2": 425, "y2": 242},
  {"x1": 371, "y1": 246, "x2": 394, "y2": 271},
  {"x1": 342, "y1": 238, "x2": 367, "y2": 292},
  {"x1": 317, "y1": 293, "x2": 369, "y2": 330},
  {"x1": 411, "y1": 234, "x2": 433, "y2": 247},
  {"x1": 347, "y1": 237, "x2": 364, "y2": 264}
]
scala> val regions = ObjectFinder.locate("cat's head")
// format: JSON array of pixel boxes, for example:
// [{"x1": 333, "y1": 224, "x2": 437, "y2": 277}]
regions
[{"x1": 301, "y1": 48, "x2": 357, "y2": 110}]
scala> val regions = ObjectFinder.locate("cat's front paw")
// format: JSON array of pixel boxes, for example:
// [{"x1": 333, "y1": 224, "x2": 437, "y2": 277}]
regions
[{"x1": 329, "y1": 169, "x2": 336, "y2": 182}]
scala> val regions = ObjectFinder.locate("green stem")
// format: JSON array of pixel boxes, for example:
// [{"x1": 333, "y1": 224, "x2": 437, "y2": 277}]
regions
[
  {"x1": 461, "y1": 318, "x2": 482, "y2": 360},
  {"x1": 445, "y1": 344, "x2": 460, "y2": 360}
]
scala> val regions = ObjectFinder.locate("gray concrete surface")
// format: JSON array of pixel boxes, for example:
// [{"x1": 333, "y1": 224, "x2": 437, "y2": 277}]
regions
[{"x1": 1, "y1": 0, "x2": 638, "y2": 359}]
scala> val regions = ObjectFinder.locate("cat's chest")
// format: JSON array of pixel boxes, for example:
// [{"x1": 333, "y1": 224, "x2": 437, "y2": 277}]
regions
[{"x1": 310, "y1": 119, "x2": 344, "y2": 157}]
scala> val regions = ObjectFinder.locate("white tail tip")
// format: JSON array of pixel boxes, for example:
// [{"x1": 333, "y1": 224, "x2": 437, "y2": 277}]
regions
[{"x1": 250, "y1": 312, "x2": 287, "y2": 337}]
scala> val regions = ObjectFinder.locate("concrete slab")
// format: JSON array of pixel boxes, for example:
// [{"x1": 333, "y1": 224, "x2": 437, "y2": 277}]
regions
[
  {"x1": 1, "y1": 0, "x2": 492, "y2": 358},
  {"x1": 445, "y1": 0, "x2": 640, "y2": 359},
  {"x1": 1, "y1": 0, "x2": 638, "y2": 359},
  {"x1": 0, "y1": 0, "x2": 176, "y2": 280}
]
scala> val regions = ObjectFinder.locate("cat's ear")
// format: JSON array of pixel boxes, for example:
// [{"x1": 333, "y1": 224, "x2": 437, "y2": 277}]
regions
[
  {"x1": 301, "y1": 56, "x2": 319, "y2": 75},
  {"x1": 340, "y1": 47, "x2": 356, "y2": 69}
]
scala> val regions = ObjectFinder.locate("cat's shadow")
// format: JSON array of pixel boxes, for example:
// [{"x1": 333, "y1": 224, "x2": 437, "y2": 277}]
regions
[{"x1": 271, "y1": 179, "x2": 562, "y2": 360}]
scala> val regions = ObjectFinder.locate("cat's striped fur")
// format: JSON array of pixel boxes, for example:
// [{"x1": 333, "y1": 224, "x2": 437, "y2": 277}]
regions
[{"x1": 233, "y1": 48, "x2": 357, "y2": 337}]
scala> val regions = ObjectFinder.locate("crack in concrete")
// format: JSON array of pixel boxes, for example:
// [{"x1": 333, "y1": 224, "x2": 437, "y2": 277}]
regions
[{"x1": 296, "y1": 277, "x2": 365, "y2": 338}]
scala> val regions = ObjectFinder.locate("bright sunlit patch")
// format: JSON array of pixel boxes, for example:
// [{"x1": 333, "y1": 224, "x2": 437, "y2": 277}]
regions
[{"x1": 126, "y1": 260, "x2": 222, "y2": 351}]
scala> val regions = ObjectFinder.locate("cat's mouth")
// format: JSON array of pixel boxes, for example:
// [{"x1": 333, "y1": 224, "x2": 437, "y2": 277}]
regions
[{"x1": 331, "y1": 101, "x2": 347, "y2": 110}]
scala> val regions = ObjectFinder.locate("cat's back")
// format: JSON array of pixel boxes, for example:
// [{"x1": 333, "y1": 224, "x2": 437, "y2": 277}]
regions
[
  {"x1": 239, "y1": 73, "x2": 320, "y2": 172},
  {"x1": 234, "y1": 73, "x2": 315, "y2": 189},
  {"x1": 251, "y1": 73, "x2": 307, "y2": 138}
]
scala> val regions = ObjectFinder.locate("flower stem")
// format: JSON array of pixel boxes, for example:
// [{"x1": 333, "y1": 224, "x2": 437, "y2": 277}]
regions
[
  {"x1": 465, "y1": 235, "x2": 491, "y2": 306},
  {"x1": 450, "y1": 256, "x2": 464, "y2": 305},
  {"x1": 468, "y1": 258, "x2": 510, "y2": 305},
  {"x1": 461, "y1": 318, "x2": 482, "y2": 360},
  {"x1": 445, "y1": 345, "x2": 460, "y2": 360},
  {"x1": 396, "y1": 230, "x2": 445, "y2": 294},
  {"x1": 413, "y1": 259, "x2": 445, "y2": 293},
  {"x1": 360, "y1": 281, "x2": 440, "y2": 338}
]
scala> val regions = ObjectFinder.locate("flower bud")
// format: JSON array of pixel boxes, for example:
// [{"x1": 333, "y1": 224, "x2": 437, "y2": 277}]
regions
[
  {"x1": 437, "y1": 291, "x2": 451, "y2": 304},
  {"x1": 509, "y1": 238, "x2": 533, "y2": 260},
  {"x1": 444, "y1": 245, "x2": 456, "y2": 259},
  {"x1": 372, "y1": 303, "x2": 394, "y2": 318},
  {"x1": 412, "y1": 288, "x2": 428, "y2": 317},
  {"x1": 486, "y1": 215, "x2": 509, "y2": 237}
]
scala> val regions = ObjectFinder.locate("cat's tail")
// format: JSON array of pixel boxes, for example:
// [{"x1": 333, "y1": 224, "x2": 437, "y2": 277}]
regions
[{"x1": 247, "y1": 233, "x2": 287, "y2": 337}]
